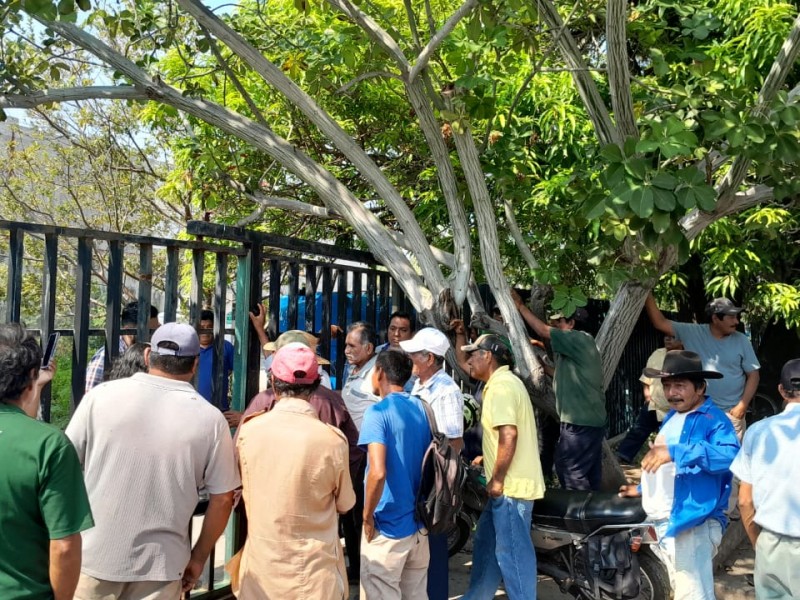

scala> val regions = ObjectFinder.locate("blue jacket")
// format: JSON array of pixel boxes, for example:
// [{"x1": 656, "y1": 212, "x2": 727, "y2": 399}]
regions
[{"x1": 663, "y1": 398, "x2": 740, "y2": 536}]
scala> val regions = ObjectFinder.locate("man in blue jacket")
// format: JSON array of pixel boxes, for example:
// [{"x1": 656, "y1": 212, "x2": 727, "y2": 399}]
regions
[{"x1": 620, "y1": 350, "x2": 739, "y2": 600}]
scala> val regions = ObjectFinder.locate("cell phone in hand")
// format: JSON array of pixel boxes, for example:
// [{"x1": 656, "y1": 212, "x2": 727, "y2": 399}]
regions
[{"x1": 41, "y1": 332, "x2": 60, "y2": 368}]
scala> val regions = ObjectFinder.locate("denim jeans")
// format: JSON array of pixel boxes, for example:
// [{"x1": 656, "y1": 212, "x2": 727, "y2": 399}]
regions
[
  {"x1": 463, "y1": 495, "x2": 537, "y2": 600},
  {"x1": 652, "y1": 518, "x2": 721, "y2": 600}
]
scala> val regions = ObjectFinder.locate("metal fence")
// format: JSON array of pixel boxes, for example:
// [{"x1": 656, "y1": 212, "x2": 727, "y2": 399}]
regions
[{"x1": 0, "y1": 218, "x2": 403, "y2": 598}]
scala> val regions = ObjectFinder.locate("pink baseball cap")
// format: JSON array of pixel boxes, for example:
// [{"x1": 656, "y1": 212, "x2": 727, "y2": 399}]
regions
[{"x1": 270, "y1": 342, "x2": 321, "y2": 384}]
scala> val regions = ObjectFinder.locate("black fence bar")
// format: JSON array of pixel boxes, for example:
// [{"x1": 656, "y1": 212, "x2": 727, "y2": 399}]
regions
[
  {"x1": 287, "y1": 262, "x2": 299, "y2": 330},
  {"x1": 352, "y1": 271, "x2": 362, "y2": 324},
  {"x1": 164, "y1": 247, "x2": 179, "y2": 323},
  {"x1": 366, "y1": 271, "x2": 377, "y2": 329},
  {"x1": 212, "y1": 252, "x2": 227, "y2": 410},
  {"x1": 268, "y1": 259, "x2": 281, "y2": 341},
  {"x1": 0, "y1": 219, "x2": 247, "y2": 255},
  {"x1": 71, "y1": 238, "x2": 92, "y2": 407},
  {"x1": 138, "y1": 244, "x2": 153, "y2": 342},
  {"x1": 335, "y1": 269, "x2": 348, "y2": 387},
  {"x1": 186, "y1": 220, "x2": 375, "y2": 264},
  {"x1": 244, "y1": 244, "x2": 264, "y2": 406},
  {"x1": 305, "y1": 264, "x2": 317, "y2": 335},
  {"x1": 378, "y1": 273, "x2": 390, "y2": 338},
  {"x1": 39, "y1": 233, "x2": 58, "y2": 422},
  {"x1": 5, "y1": 228, "x2": 23, "y2": 322},
  {"x1": 320, "y1": 266, "x2": 332, "y2": 368},
  {"x1": 105, "y1": 241, "x2": 123, "y2": 369},
  {"x1": 190, "y1": 250, "x2": 205, "y2": 327}
]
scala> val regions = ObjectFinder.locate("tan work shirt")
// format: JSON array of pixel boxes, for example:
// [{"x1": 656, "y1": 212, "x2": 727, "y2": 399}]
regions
[{"x1": 235, "y1": 397, "x2": 356, "y2": 599}]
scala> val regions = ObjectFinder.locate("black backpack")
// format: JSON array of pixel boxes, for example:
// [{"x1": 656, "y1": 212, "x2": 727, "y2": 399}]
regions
[
  {"x1": 415, "y1": 399, "x2": 468, "y2": 535},
  {"x1": 582, "y1": 531, "x2": 641, "y2": 599}
]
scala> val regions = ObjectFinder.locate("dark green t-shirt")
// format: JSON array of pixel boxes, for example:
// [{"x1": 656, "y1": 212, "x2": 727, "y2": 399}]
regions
[
  {"x1": 0, "y1": 403, "x2": 93, "y2": 600},
  {"x1": 550, "y1": 328, "x2": 607, "y2": 427}
]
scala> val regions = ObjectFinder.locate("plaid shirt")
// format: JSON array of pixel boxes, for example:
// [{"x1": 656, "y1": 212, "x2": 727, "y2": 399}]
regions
[
  {"x1": 411, "y1": 368, "x2": 464, "y2": 439},
  {"x1": 85, "y1": 338, "x2": 128, "y2": 392}
]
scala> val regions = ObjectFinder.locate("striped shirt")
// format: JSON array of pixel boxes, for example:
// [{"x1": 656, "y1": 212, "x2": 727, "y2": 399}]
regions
[{"x1": 410, "y1": 368, "x2": 464, "y2": 439}]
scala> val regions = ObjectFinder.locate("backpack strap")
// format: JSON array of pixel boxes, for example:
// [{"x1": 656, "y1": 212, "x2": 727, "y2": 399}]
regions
[{"x1": 417, "y1": 396, "x2": 440, "y2": 436}]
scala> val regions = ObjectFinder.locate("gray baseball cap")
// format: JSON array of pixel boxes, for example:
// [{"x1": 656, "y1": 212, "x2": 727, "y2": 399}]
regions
[
  {"x1": 150, "y1": 323, "x2": 200, "y2": 357},
  {"x1": 705, "y1": 297, "x2": 744, "y2": 316}
]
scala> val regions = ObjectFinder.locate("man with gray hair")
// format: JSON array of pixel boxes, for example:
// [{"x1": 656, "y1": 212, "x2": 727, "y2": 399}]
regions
[
  {"x1": 0, "y1": 323, "x2": 93, "y2": 600},
  {"x1": 67, "y1": 323, "x2": 240, "y2": 599}
]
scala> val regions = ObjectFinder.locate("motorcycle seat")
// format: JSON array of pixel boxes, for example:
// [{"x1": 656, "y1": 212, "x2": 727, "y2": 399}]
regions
[{"x1": 532, "y1": 489, "x2": 647, "y2": 535}]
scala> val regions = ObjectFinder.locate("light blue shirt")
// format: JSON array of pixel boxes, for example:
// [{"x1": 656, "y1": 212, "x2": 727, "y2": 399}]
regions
[
  {"x1": 671, "y1": 322, "x2": 760, "y2": 410},
  {"x1": 730, "y1": 403, "x2": 800, "y2": 537},
  {"x1": 410, "y1": 368, "x2": 464, "y2": 439}
]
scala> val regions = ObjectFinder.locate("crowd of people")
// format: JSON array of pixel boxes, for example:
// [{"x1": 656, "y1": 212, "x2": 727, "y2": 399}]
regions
[{"x1": 0, "y1": 292, "x2": 797, "y2": 600}]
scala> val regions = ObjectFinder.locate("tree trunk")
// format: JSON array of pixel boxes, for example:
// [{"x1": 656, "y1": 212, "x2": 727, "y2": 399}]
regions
[{"x1": 596, "y1": 280, "x2": 652, "y2": 391}]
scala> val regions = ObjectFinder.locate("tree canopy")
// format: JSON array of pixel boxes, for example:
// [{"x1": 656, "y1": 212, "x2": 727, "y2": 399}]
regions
[{"x1": 2, "y1": 0, "x2": 799, "y2": 395}]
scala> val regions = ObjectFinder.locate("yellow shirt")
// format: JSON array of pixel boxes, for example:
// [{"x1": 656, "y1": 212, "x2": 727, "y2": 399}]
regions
[{"x1": 481, "y1": 366, "x2": 546, "y2": 501}]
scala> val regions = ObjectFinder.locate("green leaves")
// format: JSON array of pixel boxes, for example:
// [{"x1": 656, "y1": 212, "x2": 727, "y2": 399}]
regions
[{"x1": 551, "y1": 285, "x2": 588, "y2": 321}]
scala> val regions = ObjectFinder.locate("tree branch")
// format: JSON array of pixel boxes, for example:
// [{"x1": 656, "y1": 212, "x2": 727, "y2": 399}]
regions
[
  {"x1": 681, "y1": 184, "x2": 774, "y2": 240},
  {"x1": 335, "y1": 70, "x2": 402, "y2": 95},
  {"x1": 36, "y1": 15, "x2": 436, "y2": 312},
  {"x1": 408, "y1": 0, "x2": 479, "y2": 83},
  {"x1": 324, "y1": 0, "x2": 411, "y2": 71},
  {"x1": 174, "y1": 0, "x2": 446, "y2": 293},
  {"x1": 227, "y1": 179, "x2": 342, "y2": 222},
  {"x1": 405, "y1": 84, "x2": 472, "y2": 305},
  {"x1": 715, "y1": 12, "x2": 800, "y2": 208},
  {"x1": 503, "y1": 199, "x2": 539, "y2": 270},
  {"x1": 533, "y1": 0, "x2": 618, "y2": 145},
  {"x1": 606, "y1": 0, "x2": 638, "y2": 140},
  {"x1": 0, "y1": 86, "x2": 146, "y2": 109}
]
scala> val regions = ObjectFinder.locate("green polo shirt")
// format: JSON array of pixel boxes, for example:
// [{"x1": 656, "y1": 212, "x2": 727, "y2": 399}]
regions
[
  {"x1": 550, "y1": 329, "x2": 607, "y2": 427},
  {"x1": 0, "y1": 403, "x2": 93, "y2": 600}
]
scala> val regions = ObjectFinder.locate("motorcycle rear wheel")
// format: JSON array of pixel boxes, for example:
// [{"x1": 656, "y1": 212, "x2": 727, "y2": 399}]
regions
[
  {"x1": 447, "y1": 514, "x2": 472, "y2": 557},
  {"x1": 634, "y1": 550, "x2": 672, "y2": 600}
]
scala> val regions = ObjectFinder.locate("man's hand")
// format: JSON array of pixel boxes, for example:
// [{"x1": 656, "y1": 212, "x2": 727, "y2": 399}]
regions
[
  {"x1": 618, "y1": 484, "x2": 641, "y2": 498},
  {"x1": 363, "y1": 514, "x2": 376, "y2": 543},
  {"x1": 487, "y1": 477, "x2": 504, "y2": 498},
  {"x1": 641, "y1": 443, "x2": 672, "y2": 473},
  {"x1": 728, "y1": 401, "x2": 748, "y2": 420},
  {"x1": 450, "y1": 318, "x2": 466, "y2": 337},
  {"x1": 510, "y1": 288, "x2": 523, "y2": 309},
  {"x1": 37, "y1": 363, "x2": 57, "y2": 388},
  {"x1": 248, "y1": 303, "x2": 266, "y2": 331},
  {"x1": 223, "y1": 410, "x2": 242, "y2": 428},
  {"x1": 181, "y1": 556, "x2": 204, "y2": 592},
  {"x1": 471, "y1": 455, "x2": 483, "y2": 466}
]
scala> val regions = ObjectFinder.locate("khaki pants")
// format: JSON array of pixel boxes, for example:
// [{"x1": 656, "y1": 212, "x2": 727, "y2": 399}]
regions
[
  {"x1": 74, "y1": 574, "x2": 182, "y2": 600},
  {"x1": 755, "y1": 529, "x2": 800, "y2": 599},
  {"x1": 359, "y1": 529, "x2": 429, "y2": 600}
]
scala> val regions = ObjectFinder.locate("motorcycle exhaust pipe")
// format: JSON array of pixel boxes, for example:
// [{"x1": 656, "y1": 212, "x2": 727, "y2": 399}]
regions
[{"x1": 536, "y1": 561, "x2": 576, "y2": 595}]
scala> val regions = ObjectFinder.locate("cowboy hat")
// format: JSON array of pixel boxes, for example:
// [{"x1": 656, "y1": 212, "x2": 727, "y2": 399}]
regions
[{"x1": 642, "y1": 350, "x2": 723, "y2": 380}]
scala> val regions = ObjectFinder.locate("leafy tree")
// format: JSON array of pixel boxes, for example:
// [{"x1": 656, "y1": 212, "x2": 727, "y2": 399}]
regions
[{"x1": 2, "y1": 0, "x2": 799, "y2": 486}]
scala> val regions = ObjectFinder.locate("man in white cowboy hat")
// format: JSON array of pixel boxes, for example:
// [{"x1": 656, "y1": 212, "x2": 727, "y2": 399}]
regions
[{"x1": 620, "y1": 350, "x2": 740, "y2": 600}]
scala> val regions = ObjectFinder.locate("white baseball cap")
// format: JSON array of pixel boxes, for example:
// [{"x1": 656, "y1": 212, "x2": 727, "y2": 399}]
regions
[{"x1": 399, "y1": 327, "x2": 451, "y2": 357}]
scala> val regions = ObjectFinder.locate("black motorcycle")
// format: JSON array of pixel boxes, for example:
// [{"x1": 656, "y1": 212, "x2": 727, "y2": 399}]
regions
[{"x1": 448, "y1": 464, "x2": 671, "y2": 600}]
